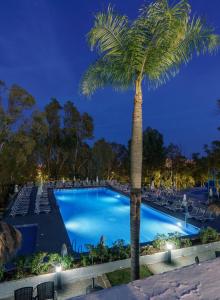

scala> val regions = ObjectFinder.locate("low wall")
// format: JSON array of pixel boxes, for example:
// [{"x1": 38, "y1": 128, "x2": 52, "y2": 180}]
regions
[{"x1": 1, "y1": 240, "x2": 220, "y2": 299}]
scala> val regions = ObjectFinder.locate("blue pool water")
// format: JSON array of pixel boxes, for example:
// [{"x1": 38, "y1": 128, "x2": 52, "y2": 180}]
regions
[{"x1": 54, "y1": 188, "x2": 199, "y2": 251}]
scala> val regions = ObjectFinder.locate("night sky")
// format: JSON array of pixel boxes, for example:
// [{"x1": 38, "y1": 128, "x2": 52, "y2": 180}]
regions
[{"x1": 0, "y1": 0, "x2": 220, "y2": 157}]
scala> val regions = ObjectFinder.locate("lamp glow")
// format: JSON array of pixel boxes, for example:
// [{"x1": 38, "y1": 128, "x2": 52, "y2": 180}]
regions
[
  {"x1": 177, "y1": 222, "x2": 182, "y2": 227},
  {"x1": 166, "y1": 242, "x2": 173, "y2": 250},
  {"x1": 55, "y1": 265, "x2": 62, "y2": 273}
]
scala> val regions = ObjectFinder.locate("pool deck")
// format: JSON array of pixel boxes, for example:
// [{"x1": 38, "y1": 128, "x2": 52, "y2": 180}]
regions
[{"x1": 4, "y1": 188, "x2": 72, "y2": 254}]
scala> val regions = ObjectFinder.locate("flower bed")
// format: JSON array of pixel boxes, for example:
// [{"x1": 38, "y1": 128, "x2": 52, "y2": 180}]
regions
[
  {"x1": 0, "y1": 227, "x2": 218, "y2": 282},
  {"x1": 0, "y1": 235, "x2": 220, "y2": 299}
]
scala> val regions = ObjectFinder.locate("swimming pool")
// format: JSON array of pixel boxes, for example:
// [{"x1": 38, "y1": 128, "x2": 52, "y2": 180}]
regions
[{"x1": 54, "y1": 188, "x2": 199, "y2": 252}]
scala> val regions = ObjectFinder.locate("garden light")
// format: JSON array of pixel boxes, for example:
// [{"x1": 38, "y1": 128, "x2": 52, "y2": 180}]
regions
[
  {"x1": 166, "y1": 243, "x2": 173, "y2": 250},
  {"x1": 166, "y1": 242, "x2": 173, "y2": 264},
  {"x1": 55, "y1": 265, "x2": 62, "y2": 273},
  {"x1": 55, "y1": 264, "x2": 62, "y2": 290}
]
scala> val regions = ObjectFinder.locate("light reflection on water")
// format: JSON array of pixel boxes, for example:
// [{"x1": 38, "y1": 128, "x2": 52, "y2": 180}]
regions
[{"x1": 54, "y1": 188, "x2": 199, "y2": 251}]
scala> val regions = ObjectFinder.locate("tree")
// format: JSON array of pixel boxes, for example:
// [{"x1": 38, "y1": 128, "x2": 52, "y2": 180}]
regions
[
  {"x1": 63, "y1": 101, "x2": 94, "y2": 178},
  {"x1": 81, "y1": 0, "x2": 219, "y2": 280},
  {"x1": 143, "y1": 127, "x2": 166, "y2": 177},
  {"x1": 45, "y1": 99, "x2": 62, "y2": 179},
  {"x1": 92, "y1": 139, "x2": 115, "y2": 178}
]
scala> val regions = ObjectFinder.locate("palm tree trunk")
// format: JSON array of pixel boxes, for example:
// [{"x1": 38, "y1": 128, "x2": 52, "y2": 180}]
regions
[{"x1": 130, "y1": 79, "x2": 143, "y2": 281}]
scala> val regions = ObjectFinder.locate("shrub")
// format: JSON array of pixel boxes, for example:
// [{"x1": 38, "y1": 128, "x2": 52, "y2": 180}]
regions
[
  {"x1": 81, "y1": 255, "x2": 90, "y2": 267},
  {"x1": 0, "y1": 265, "x2": 4, "y2": 282},
  {"x1": 110, "y1": 239, "x2": 129, "y2": 261},
  {"x1": 140, "y1": 245, "x2": 156, "y2": 255},
  {"x1": 61, "y1": 255, "x2": 75, "y2": 270},
  {"x1": 199, "y1": 227, "x2": 219, "y2": 244},
  {"x1": 181, "y1": 238, "x2": 192, "y2": 248},
  {"x1": 168, "y1": 232, "x2": 181, "y2": 249},
  {"x1": 152, "y1": 234, "x2": 167, "y2": 250},
  {"x1": 85, "y1": 239, "x2": 110, "y2": 264},
  {"x1": 152, "y1": 232, "x2": 181, "y2": 250},
  {"x1": 30, "y1": 252, "x2": 49, "y2": 275},
  {"x1": 14, "y1": 256, "x2": 30, "y2": 279}
]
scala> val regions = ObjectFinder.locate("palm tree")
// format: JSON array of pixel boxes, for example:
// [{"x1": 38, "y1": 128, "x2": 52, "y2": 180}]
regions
[
  {"x1": 81, "y1": 0, "x2": 219, "y2": 281},
  {"x1": 0, "y1": 222, "x2": 21, "y2": 264}
]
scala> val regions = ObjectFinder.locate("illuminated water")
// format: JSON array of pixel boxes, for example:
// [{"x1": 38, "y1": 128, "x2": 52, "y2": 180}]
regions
[{"x1": 54, "y1": 188, "x2": 199, "y2": 251}]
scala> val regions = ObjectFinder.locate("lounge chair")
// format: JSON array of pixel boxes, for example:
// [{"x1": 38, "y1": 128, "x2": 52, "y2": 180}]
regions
[
  {"x1": 197, "y1": 210, "x2": 215, "y2": 222},
  {"x1": 169, "y1": 201, "x2": 183, "y2": 211},
  {"x1": 14, "y1": 287, "x2": 33, "y2": 300},
  {"x1": 193, "y1": 208, "x2": 206, "y2": 221},
  {"x1": 187, "y1": 207, "x2": 199, "y2": 219}
]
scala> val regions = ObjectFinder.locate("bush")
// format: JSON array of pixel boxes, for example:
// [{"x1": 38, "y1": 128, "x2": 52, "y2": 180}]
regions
[
  {"x1": 152, "y1": 234, "x2": 167, "y2": 250},
  {"x1": 0, "y1": 265, "x2": 4, "y2": 282},
  {"x1": 85, "y1": 238, "x2": 110, "y2": 264},
  {"x1": 181, "y1": 238, "x2": 192, "y2": 248},
  {"x1": 152, "y1": 232, "x2": 181, "y2": 250},
  {"x1": 30, "y1": 252, "x2": 49, "y2": 275},
  {"x1": 14, "y1": 256, "x2": 30, "y2": 279},
  {"x1": 140, "y1": 245, "x2": 156, "y2": 255},
  {"x1": 61, "y1": 255, "x2": 75, "y2": 270},
  {"x1": 199, "y1": 227, "x2": 219, "y2": 244},
  {"x1": 109, "y1": 239, "x2": 129, "y2": 261},
  {"x1": 81, "y1": 255, "x2": 90, "y2": 267}
]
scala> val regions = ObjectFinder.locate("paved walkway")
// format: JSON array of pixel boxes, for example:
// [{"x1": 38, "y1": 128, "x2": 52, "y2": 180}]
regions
[
  {"x1": 57, "y1": 275, "x2": 110, "y2": 300},
  {"x1": 148, "y1": 249, "x2": 216, "y2": 274},
  {"x1": 1, "y1": 275, "x2": 110, "y2": 300}
]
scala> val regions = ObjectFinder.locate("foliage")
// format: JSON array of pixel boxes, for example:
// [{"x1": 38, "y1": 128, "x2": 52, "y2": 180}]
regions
[
  {"x1": 110, "y1": 239, "x2": 130, "y2": 260},
  {"x1": 107, "y1": 265, "x2": 152, "y2": 286},
  {"x1": 181, "y1": 238, "x2": 192, "y2": 248},
  {"x1": 81, "y1": 255, "x2": 90, "y2": 267},
  {"x1": 85, "y1": 239, "x2": 131, "y2": 265},
  {"x1": 81, "y1": 1, "x2": 219, "y2": 96},
  {"x1": 140, "y1": 245, "x2": 157, "y2": 255},
  {"x1": 85, "y1": 240, "x2": 109, "y2": 264},
  {"x1": 29, "y1": 252, "x2": 49, "y2": 275},
  {"x1": 142, "y1": 127, "x2": 166, "y2": 177},
  {"x1": 14, "y1": 256, "x2": 30, "y2": 279},
  {"x1": 152, "y1": 232, "x2": 181, "y2": 250},
  {"x1": 13, "y1": 252, "x2": 75, "y2": 277},
  {"x1": 61, "y1": 255, "x2": 75, "y2": 270},
  {"x1": 0, "y1": 264, "x2": 4, "y2": 282},
  {"x1": 199, "y1": 227, "x2": 219, "y2": 244}
]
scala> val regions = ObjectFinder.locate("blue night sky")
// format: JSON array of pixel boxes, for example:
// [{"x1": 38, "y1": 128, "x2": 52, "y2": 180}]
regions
[{"x1": 0, "y1": 0, "x2": 220, "y2": 157}]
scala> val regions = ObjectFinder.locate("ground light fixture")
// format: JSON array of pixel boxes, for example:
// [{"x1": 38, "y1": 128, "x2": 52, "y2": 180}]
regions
[
  {"x1": 166, "y1": 242, "x2": 173, "y2": 264},
  {"x1": 55, "y1": 264, "x2": 62, "y2": 290}
]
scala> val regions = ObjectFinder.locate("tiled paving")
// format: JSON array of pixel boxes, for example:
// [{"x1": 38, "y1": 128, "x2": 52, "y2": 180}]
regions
[
  {"x1": 1, "y1": 275, "x2": 110, "y2": 300},
  {"x1": 148, "y1": 250, "x2": 216, "y2": 274}
]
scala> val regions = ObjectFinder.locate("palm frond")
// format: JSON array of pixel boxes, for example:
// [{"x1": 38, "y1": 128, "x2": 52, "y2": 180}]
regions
[
  {"x1": 81, "y1": 58, "x2": 134, "y2": 96},
  {"x1": 88, "y1": 5, "x2": 128, "y2": 57},
  {"x1": 81, "y1": 0, "x2": 220, "y2": 95}
]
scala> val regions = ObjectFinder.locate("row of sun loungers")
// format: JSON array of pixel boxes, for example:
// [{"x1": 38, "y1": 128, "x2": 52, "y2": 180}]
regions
[
  {"x1": 34, "y1": 194, "x2": 51, "y2": 214},
  {"x1": 110, "y1": 182, "x2": 217, "y2": 223},
  {"x1": 109, "y1": 183, "x2": 130, "y2": 194},
  {"x1": 41, "y1": 179, "x2": 109, "y2": 189},
  {"x1": 10, "y1": 186, "x2": 33, "y2": 217},
  {"x1": 187, "y1": 207, "x2": 215, "y2": 222},
  {"x1": 74, "y1": 180, "x2": 108, "y2": 187}
]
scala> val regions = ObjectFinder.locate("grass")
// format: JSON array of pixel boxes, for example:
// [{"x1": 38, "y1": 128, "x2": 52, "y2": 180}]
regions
[{"x1": 106, "y1": 265, "x2": 152, "y2": 286}]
